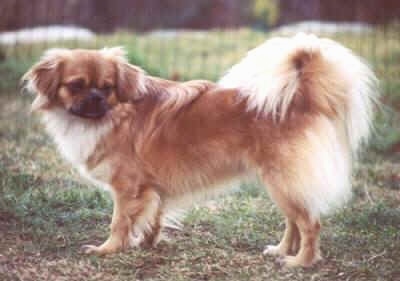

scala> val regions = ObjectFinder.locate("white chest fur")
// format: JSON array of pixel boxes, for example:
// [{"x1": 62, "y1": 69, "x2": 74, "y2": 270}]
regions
[{"x1": 42, "y1": 110, "x2": 113, "y2": 189}]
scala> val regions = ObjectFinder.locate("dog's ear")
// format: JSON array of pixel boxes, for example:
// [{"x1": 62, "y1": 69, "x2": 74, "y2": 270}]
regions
[
  {"x1": 22, "y1": 48, "x2": 68, "y2": 111},
  {"x1": 116, "y1": 63, "x2": 147, "y2": 102},
  {"x1": 101, "y1": 47, "x2": 147, "y2": 102}
]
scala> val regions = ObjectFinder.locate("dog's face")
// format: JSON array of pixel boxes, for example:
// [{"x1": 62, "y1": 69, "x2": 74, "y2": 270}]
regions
[
  {"x1": 23, "y1": 48, "x2": 145, "y2": 119},
  {"x1": 56, "y1": 51, "x2": 118, "y2": 119}
]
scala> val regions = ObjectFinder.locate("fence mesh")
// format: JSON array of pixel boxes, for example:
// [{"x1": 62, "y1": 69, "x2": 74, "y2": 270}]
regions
[{"x1": 0, "y1": 0, "x2": 399, "y2": 97}]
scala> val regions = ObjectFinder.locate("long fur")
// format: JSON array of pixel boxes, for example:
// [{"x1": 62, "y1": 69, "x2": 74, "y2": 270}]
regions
[
  {"x1": 23, "y1": 33, "x2": 379, "y2": 267},
  {"x1": 220, "y1": 33, "x2": 378, "y2": 217}
]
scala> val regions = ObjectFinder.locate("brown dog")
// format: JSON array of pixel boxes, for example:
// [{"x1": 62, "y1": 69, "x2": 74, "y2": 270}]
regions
[{"x1": 23, "y1": 34, "x2": 378, "y2": 267}]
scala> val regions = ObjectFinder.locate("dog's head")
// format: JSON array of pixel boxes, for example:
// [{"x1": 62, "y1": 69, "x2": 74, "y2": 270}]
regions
[{"x1": 22, "y1": 47, "x2": 146, "y2": 119}]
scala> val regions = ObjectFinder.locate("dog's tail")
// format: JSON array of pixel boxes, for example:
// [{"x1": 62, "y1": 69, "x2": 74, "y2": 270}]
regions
[
  {"x1": 219, "y1": 33, "x2": 379, "y2": 216},
  {"x1": 220, "y1": 33, "x2": 379, "y2": 155}
]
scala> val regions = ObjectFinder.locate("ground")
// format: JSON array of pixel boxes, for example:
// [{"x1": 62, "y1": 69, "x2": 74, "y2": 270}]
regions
[{"x1": 0, "y1": 28, "x2": 399, "y2": 280}]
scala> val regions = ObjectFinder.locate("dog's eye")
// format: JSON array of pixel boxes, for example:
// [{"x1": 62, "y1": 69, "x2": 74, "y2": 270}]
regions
[
  {"x1": 102, "y1": 83, "x2": 114, "y2": 93},
  {"x1": 67, "y1": 80, "x2": 85, "y2": 92}
]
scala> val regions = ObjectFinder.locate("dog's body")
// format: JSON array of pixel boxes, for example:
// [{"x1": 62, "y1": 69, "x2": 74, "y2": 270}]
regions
[{"x1": 23, "y1": 34, "x2": 378, "y2": 267}]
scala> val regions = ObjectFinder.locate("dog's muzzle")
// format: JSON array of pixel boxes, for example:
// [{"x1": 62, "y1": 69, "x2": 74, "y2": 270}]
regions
[{"x1": 69, "y1": 90, "x2": 109, "y2": 119}]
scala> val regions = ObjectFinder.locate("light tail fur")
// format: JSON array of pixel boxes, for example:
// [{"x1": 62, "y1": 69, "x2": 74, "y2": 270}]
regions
[{"x1": 219, "y1": 33, "x2": 379, "y2": 217}]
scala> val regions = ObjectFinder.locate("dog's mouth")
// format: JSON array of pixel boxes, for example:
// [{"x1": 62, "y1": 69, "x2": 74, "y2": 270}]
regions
[{"x1": 69, "y1": 99, "x2": 109, "y2": 119}]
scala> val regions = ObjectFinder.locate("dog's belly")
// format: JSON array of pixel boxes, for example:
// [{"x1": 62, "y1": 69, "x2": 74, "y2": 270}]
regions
[
  {"x1": 157, "y1": 157, "x2": 251, "y2": 198},
  {"x1": 164, "y1": 177, "x2": 244, "y2": 209}
]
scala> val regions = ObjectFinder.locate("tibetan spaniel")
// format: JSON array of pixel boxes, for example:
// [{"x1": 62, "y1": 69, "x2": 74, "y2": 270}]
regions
[{"x1": 22, "y1": 34, "x2": 378, "y2": 267}]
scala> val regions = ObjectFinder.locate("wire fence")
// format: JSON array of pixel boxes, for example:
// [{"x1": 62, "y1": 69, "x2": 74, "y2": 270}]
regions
[{"x1": 0, "y1": 1, "x2": 399, "y2": 95}]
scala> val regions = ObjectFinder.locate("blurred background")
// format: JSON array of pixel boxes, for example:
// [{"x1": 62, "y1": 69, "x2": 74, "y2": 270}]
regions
[
  {"x1": 1, "y1": 0, "x2": 399, "y2": 148},
  {"x1": 0, "y1": 1, "x2": 399, "y2": 280},
  {"x1": 0, "y1": 0, "x2": 398, "y2": 82}
]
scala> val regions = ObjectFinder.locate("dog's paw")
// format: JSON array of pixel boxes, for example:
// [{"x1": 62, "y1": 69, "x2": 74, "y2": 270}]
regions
[
  {"x1": 81, "y1": 244, "x2": 104, "y2": 255},
  {"x1": 80, "y1": 242, "x2": 122, "y2": 256},
  {"x1": 277, "y1": 255, "x2": 300, "y2": 267},
  {"x1": 263, "y1": 244, "x2": 285, "y2": 256},
  {"x1": 276, "y1": 254, "x2": 322, "y2": 268}
]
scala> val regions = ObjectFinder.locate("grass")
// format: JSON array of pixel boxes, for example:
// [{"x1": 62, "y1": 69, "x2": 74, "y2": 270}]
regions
[{"x1": 0, "y1": 28, "x2": 400, "y2": 280}]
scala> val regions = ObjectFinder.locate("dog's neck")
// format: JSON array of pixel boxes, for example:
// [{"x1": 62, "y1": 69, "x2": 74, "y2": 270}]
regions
[{"x1": 41, "y1": 108, "x2": 113, "y2": 166}]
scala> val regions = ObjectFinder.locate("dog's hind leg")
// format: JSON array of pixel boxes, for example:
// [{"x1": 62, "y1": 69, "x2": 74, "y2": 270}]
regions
[
  {"x1": 283, "y1": 214, "x2": 322, "y2": 267},
  {"x1": 263, "y1": 217, "x2": 300, "y2": 256},
  {"x1": 262, "y1": 174, "x2": 322, "y2": 267}
]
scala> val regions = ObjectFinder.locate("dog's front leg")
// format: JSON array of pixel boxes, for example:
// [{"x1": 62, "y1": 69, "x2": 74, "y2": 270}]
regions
[
  {"x1": 82, "y1": 183, "x2": 162, "y2": 256},
  {"x1": 82, "y1": 192, "x2": 134, "y2": 255}
]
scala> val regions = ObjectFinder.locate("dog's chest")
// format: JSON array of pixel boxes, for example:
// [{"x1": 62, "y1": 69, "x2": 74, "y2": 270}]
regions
[{"x1": 42, "y1": 111, "x2": 113, "y2": 189}]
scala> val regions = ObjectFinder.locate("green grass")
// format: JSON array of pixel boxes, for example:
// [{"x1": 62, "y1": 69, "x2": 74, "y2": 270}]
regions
[{"x1": 0, "y1": 28, "x2": 400, "y2": 280}]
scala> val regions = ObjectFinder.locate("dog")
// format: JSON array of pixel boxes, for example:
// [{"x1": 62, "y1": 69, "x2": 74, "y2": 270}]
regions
[{"x1": 22, "y1": 33, "x2": 378, "y2": 267}]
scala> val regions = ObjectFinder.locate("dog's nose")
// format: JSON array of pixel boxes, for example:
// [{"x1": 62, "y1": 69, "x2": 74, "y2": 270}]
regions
[{"x1": 89, "y1": 88, "x2": 104, "y2": 102}]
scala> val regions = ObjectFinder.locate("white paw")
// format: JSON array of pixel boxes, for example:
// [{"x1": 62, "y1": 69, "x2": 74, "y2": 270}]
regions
[
  {"x1": 277, "y1": 254, "x2": 322, "y2": 268},
  {"x1": 263, "y1": 244, "x2": 283, "y2": 256},
  {"x1": 81, "y1": 244, "x2": 101, "y2": 255}
]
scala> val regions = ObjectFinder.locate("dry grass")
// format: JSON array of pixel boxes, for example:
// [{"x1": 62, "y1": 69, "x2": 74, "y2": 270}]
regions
[{"x1": 0, "y1": 28, "x2": 399, "y2": 280}]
